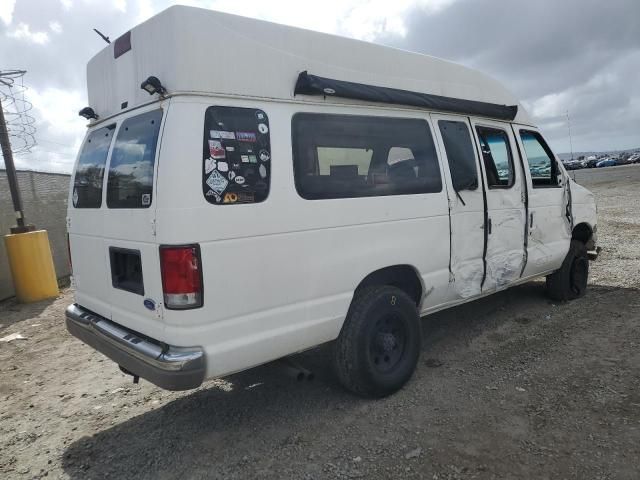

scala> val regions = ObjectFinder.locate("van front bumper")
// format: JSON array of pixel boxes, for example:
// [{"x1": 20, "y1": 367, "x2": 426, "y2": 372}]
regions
[{"x1": 65, "y1": 303, "x2": 205, "y2": 391}]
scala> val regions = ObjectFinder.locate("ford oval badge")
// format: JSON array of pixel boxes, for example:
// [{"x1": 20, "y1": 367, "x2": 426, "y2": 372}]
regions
[{"x1": 143, "y1": 298, "x2": 156, "y2": 311}]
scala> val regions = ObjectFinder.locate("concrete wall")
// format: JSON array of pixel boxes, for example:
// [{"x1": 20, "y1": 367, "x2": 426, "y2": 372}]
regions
[{"x1": 0, "y1": 170, "x2": 71, "y2": 300}]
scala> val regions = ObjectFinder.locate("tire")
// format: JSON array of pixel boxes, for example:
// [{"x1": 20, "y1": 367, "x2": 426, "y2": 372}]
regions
[
  {"x1": 334, "y1": 285, "x2": 421, "y2": 398},
  {"x1": 546, "y1": 239, "x2": 589, "y2": 301}
]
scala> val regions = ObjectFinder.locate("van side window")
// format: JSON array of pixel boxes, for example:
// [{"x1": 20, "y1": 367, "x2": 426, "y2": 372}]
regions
[
  {"x1": 107, "y1": 109, "x2": 163, "y2": 208},
  {"x1": 292, "y1": 114, "x2": 441, "y2": 200},
  {"x1": 438, "y1": 120, "x2": 478, "y2": 191},
  {"x1": 72, "y1": 125, "x2": 115, "y2": 208},
  {"x1": 475, "y1": 126, "x2": 515, "y2": 188},
  {"x1": 520, "y1": 130, "x2": 560, "y2": 187},
  {"x1": 202, "y1": 106, "x2": 271, "y2": 204}
]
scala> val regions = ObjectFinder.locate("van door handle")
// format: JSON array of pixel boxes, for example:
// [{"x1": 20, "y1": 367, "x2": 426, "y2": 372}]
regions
[
  {"x1": 529, "y1": 212, "x2": 534, "y2": 229},
  {"x1": 487, "y1": 218, "x2": 492, "y2": 235}
]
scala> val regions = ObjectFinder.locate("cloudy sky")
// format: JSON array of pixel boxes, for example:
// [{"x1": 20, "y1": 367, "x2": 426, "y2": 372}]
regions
[{"x1": 1, "y1": 0, "x2": 638, "y2": 173}]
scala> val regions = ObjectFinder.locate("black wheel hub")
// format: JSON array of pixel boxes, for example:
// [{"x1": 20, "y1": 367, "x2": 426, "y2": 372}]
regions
[
  {"x1": 370, "y1": 315, "x2": 406, "y2": 373},
  {"x1": 570, "y1": 256, "x2": 588, "y2": 295}
]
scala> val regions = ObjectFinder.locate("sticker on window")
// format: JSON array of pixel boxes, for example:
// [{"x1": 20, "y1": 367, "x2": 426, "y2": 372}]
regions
[{"x1": 202, "y1": 106, "x2": 271, "y2": 205}]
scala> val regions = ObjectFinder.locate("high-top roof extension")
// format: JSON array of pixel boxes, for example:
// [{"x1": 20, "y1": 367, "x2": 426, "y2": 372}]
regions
[{"x1": 87, "y1": 5, "x2": 531, "y2": 124}]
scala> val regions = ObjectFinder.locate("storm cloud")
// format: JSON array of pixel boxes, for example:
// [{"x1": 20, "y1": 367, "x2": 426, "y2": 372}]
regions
[
  {"x1": 380, "y1": 0, "x2": 640, "y2": 153},
  {"x1": 0, "y1": 0, "x2": 638, "y2": 172}
]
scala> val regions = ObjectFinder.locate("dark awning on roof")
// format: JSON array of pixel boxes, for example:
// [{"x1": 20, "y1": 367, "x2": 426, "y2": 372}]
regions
[{"x1": 294, "y1": 71, "x2": 518, "y2": 121}]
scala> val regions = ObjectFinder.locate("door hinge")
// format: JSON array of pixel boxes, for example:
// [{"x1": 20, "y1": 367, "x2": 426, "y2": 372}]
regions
[
  {"x1": 151, "y1": 219, "x2": 157, "y2": 236},
  {"x1": 66, "y1": 217, "x2": 71, "y2": 229}
]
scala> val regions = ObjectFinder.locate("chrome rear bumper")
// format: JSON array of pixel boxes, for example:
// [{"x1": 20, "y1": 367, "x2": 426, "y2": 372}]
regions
[{"x1": 65, "y1": 303, "x2": 205, "y2": 391}]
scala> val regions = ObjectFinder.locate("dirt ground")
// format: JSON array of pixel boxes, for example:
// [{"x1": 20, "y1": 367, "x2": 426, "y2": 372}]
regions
[{"x1": 1, "y1": 164, "x2": 639, "y2": 480}]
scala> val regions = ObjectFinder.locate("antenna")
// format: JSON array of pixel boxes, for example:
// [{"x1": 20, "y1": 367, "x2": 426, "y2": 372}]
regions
[
  {"x1": 93, "y1": 28, "x2": 111, "y2": 44},
  {"x1": 566, "y1": 110, "x2": 574, "y2": 161}
]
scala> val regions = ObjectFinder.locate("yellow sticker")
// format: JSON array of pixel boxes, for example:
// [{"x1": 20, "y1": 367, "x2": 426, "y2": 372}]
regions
[{"x1": 223, "y1": 192, "x2": 238, "y2": 203}]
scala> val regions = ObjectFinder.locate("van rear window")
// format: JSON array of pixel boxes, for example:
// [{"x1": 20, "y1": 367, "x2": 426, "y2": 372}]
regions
[
  {"x1": 292, "y1": 114, "x2": 441, "y2": 200},
  {"x1": 72, "y1": 125, "x2": 115, "y2": 208},
  {"x1": 107, "y1": 109, "x2": 163, "y2": 209},
  {"x1": 202, "y1": 106, "x2": 271, "y2": 205}
]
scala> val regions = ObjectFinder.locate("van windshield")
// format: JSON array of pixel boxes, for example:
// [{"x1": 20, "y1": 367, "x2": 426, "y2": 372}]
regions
[
  {"x1": 107, "y1": 109, "x2": 163, "y2": 208},
  {"x1": 72, "y1": 125, "x2": 115, "y2": 208}
]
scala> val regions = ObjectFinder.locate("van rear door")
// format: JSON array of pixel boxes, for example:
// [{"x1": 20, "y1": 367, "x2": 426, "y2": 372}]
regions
[{"x1": 69, "y1": 104, "x2": 167, "y2": 341}]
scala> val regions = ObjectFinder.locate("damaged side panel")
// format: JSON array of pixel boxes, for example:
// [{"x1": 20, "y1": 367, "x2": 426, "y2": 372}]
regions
[
  {"x1": 484, "y1": 208, "x2": 526, "y2": 291},
  {"x1": 470, "y1": 119, "x2": 527, "y2": 294}
]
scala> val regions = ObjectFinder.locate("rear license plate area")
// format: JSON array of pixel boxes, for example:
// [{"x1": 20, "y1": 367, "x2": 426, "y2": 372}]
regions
[{"x1": 109, "y1": 247, "x2": 144, "y2": 295}]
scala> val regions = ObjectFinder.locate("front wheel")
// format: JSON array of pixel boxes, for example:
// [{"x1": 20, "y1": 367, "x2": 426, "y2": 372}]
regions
[
  {"x1": 334, "y1": 286, "x2": 421, "y2": 398},
  {"x1": 546, "y1": 239, "x2": 589, "y2": 301}
]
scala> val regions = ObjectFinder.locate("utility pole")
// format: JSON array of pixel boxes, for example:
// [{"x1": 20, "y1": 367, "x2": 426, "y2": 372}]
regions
[
  {"x1": 1, "y1": 70, "x2": 57, "y2": 303},
  {"x1": 0, "y1": 96, "x2": 33, "y2": 233},
  {"x1": 566, "y1": 110, "x2": 574, "y2": 161}
]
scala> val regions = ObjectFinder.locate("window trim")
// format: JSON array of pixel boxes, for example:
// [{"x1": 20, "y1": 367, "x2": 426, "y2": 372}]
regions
[
  {"x1": 106, "y1": 108, "x2": 164, "y2": 209},
  {"x1": 519, "y1": 129, "x2": 562, "y2": 189},
  {"x1": 475, "y1": 125, "x2": 516, "y2": 190},
  {"x1": 72, "y1": 123, "x2": 116, "y2": 209},
  {"x1": 291, "y1": 112, "x2": 443, "y2": 201},
  {"x1": 437, "y1": 119, "x2": 479, "y2": 192}
]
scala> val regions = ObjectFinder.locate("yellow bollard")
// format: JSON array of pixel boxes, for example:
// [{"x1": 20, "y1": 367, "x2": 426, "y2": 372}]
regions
[{"x1": 4, "y1": 230, "x2": 59, "y2": 302}]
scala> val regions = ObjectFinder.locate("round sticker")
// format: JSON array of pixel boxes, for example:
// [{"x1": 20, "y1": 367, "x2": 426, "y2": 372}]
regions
[
  {"x1": 323, "y1": 87, "x2": 336, "y2": 95},
  {"x1": 259, "y1": 150, "x2": 270, "y2": 162},
  {"x1": 259, "y1": 164, "x2": 267, "y2": 179},
  {"x1": 258, "y1": 123, "x2": 269, "y2": 134},
  {"x1": 234, "y1": 176, "x2": 245, "y2": 185}
]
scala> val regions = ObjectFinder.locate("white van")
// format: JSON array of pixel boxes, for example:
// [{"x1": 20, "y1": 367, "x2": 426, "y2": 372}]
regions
[{"x1": 66, "y1": 6, "x2": 597, "y2": 398}]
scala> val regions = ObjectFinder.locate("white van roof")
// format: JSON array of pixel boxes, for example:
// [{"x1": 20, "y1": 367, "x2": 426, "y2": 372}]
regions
[{"x1": 87, "y1": 5, "x2": 532, "y2": 124}]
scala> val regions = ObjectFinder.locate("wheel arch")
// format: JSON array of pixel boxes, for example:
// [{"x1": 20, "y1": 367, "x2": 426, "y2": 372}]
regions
[
  {"x1": 572, "y1": 222, "x2": 595, "y2": 249},
  {"x1": 354, "y1": 264, "x2": 424, "y2": 308}
]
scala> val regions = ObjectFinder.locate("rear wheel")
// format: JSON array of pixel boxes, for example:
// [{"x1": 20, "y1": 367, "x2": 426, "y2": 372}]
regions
[
  {"x1": 546, "y1": 240, "x2": 589, "y2": 301},
  {"x1": 334, "y1": 286, "x2": 421, "y2": 398}
]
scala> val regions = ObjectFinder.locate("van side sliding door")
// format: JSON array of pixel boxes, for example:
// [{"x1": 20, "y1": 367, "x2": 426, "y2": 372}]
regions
[
  {"x1": 431, "y1": 114, "x2": 485, "y2": 300},
  {"x1": 513, "y1": 126, "x2": 571, "y2": 277},
  {"x1": 469, "y1": 118, "x2": 527, "y2": 292}
]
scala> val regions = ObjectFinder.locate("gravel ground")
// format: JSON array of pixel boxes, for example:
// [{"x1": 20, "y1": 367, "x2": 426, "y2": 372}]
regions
[{"x1": 1, "y1": 164, "x2": 639, "y2": 480}]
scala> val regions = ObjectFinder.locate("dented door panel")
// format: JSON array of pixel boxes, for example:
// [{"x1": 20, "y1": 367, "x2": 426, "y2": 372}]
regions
[
  {"x1": 470, "y1": 119, "x2": 527, "y2": 292},
  {"x1": 513, "y1": 126, "x2": 571, "y2": 277},
  {"x1": 431, "y1": 113, "x2": 485, "y2": 300}
]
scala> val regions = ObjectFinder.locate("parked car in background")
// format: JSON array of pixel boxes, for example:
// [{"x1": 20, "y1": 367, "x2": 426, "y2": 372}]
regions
[
  {"x1": 563, "y1": 160, "x2": 583, "y2": 170},
  {"x1": 629, "y1": 153, "x2": 640, "y2": 163},
  {"x1": 586, "y1": 158, "x2": 600, "y2": 168},
  {"x1": 596, "y1": 158, "x2": 617, "y2": 168}
]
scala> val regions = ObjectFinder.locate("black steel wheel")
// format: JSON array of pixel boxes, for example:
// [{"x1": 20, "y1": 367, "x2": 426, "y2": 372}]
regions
[
  {"x1": 546, "y1": 239, "x2": 589, "y2": 301},
  {"x1": 334, "y1": 285, "x2": 421, "y2": 398},
  {"x1": 369, "y1": 314, "x2": 407, "y2": 374},
  {"x1": 569, "y1": 254, "x2": 589, "y2": 297}
]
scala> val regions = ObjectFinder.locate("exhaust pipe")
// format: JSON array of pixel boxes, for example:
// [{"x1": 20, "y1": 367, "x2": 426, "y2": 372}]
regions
[{"x1": 278, "y1": 357, "x2": 315, "y2": 381}]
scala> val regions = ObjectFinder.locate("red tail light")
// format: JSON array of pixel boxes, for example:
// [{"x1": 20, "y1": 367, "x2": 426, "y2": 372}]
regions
[{"x1": 159, "y1": 245, "x2": 203, "y2": 309}]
